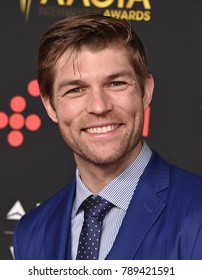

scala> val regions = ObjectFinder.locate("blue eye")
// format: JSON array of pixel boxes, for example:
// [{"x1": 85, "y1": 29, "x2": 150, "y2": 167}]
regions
[
  {"x1": 69, "y1": 88, "x2": 81, "y2": 93},
  {"x1": 65, "y1": 87, "x2": 83, "y2": 95},
  {"x1": 111, "y1": 81, "x2": 126, "y2": 87}
]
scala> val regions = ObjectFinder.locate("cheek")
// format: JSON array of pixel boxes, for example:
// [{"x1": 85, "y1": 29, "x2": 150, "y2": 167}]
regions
[
  {"x1": 56, "y1": 101, "x2": 82, "y2": 125},
  {"x1": 118, "y1": 96, "x2": 143, "y2": 118}
]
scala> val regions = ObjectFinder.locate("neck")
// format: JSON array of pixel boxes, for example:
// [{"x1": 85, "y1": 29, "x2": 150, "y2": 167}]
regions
[{"x1": 74, "y1": 142, "x2": 142, "y2": 193}]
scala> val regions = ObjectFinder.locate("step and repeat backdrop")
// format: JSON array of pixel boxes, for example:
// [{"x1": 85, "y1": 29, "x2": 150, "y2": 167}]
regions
[{"x1": 0, "y1": 1, "x2": 202, "y2": 259}]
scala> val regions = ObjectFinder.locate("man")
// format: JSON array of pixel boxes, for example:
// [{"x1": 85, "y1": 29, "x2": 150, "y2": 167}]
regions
[{"x1": 14, "y1": 13, "x2": 202, "y2": 260}]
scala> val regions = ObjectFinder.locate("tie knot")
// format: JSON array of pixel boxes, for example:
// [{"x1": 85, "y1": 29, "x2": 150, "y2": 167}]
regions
[{"x1": 82, "y1": 195, "x2": 113, "y2": 221}]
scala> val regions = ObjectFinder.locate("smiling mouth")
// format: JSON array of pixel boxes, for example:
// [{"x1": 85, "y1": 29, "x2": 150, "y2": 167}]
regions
[{"x1": 84, "y1": 124, "x2": 120, "y2": 134}]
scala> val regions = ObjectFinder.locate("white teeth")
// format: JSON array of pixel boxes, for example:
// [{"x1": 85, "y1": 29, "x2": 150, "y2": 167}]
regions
[{"x1": 86, "y1": 125, "x2": 118, "y2": 134}]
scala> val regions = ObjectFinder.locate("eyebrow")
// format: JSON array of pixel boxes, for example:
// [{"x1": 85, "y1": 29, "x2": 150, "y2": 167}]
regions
[
  {"x1": 105, "y1": 70, "x2": 134, "y2": 81},
  {"x1": 57, "y1": 70, "x2": 134, "y2": 91}
]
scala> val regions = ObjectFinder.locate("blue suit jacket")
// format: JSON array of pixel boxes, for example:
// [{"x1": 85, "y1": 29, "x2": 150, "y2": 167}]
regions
[{"x1": 14, "y1": 152, "x2": 202, "y2": 259}]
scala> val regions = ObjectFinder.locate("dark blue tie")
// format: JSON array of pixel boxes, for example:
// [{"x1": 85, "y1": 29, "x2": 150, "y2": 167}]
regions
[{"x1": 76, "y1": 195, "x2": 114, "y2": 260}]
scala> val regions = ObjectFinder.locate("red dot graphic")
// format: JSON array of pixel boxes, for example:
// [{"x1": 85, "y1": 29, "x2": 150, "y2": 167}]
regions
[
  {"x1": 10, "y1": 96, "x2": 26, "y2": 113},
  {"x1": 9, "y1": 113, "x2": 25, "y2": 130},
  {"x1": 0, "y1": 112, "x2": 9, "y2": 129},
  {"x1": 7, "y1": 130, "x2": 24, "y2": 147},
  {"x1": 25, "y1": 114, "x2": 41, "y2": 131},
  {"x1": 27, "y1": 80, "x2": 41, "y2": 97}
]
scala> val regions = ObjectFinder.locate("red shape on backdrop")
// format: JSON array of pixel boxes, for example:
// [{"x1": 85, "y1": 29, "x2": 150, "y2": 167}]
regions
[
  {"x1": 143, "y1": 107, "x2": 151, "y2": 137},
  {"x1": 7, "y1": 130, "x2": 24, "y2": 147},
  {"x1": 0, "y1": 112, "x2": 9, "y2": 129},
  {"x1": 25, "y1": 114, "x2": 41, "y2": 131},
  {"x1": 10, "y1": 96, "x2": 26, "y2": 113},
  {"x1": 27, "y1": 80, "x2": 41, "y2": 97},
  {"x1": 9, "y1": 113, "x2": 25, "y2": 130},
  {"x1": 0, "y1": 79, "x2": 43, "y2": 147}
]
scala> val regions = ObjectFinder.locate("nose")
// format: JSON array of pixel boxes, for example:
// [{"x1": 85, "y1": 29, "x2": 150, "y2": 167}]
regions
[{"x1": 86, "y1": 88, "x2": 113, "y2": 115}]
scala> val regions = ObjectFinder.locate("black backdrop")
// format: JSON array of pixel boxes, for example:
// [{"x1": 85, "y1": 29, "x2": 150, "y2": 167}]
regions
[{"x1": 0, "y1": 1, "x2": 202, "y2": 259}]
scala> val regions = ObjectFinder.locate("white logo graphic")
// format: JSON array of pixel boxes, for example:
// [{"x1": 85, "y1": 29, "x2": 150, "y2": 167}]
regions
[
  {"x1": 6, "y1": 201, "x2": 25, "y2": 220},
  {"x1": 10, "y1": 246, "x2": 14, "y2": 259}
]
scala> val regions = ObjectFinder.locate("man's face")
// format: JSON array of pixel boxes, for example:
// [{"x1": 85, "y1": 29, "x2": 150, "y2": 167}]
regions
[{"x1": 42, "y1": 46, "x2": 153, "y2": 166}]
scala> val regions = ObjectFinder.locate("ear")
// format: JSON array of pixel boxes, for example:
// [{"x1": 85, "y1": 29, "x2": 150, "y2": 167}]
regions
[
  {"x1": 41, "y1": 95, "x2": 58, "y2": 123},
  {"x1": 143, "y1": 75, "x2": 154, "y2": 110}
]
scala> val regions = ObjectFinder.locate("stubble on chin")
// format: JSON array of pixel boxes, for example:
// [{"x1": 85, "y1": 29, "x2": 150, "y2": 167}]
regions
[{"x1": 60, "y1": 119, "x2": 143, "y2": 168}]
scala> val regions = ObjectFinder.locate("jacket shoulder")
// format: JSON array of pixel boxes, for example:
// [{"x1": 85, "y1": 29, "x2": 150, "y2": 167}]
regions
[
  {"x1": 21, "y1": 181, "x2": 75, "y2": 223},
  {"x1": 169, "y1": 162, "x2": 202, "y2": 188},
  {"x1": 144, "y1": 151, "x2": 202, "y2": 195}
]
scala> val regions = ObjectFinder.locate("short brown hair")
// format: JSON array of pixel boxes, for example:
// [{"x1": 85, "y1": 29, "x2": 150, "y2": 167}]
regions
[{"x1": 38, "y1": 13, "x2": 151, "y2": 98}]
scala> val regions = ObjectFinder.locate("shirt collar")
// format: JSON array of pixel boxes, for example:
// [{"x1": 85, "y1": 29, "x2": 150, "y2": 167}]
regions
[{"x1": 72, "y1": 141, "x2": 152, "y2": 217}]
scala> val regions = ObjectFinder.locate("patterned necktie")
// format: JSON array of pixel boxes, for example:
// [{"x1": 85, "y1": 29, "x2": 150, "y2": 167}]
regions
[{"x1": 76, "y1": 195, "x2": 114, "y2": 260}]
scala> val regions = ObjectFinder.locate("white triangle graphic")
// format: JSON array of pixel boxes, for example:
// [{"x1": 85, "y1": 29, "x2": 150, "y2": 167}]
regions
[
  {"x1": 10, "y1": 246, "x2": 14, "y2": 259},
  {"x1": 7, "y1": 201, "x2": 25, "y2": 220}
]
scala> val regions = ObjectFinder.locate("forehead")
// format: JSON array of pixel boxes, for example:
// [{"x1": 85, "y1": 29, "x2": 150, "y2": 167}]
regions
[{"x1": 54, "y1": 45, "x2": 135, "y2": 79}]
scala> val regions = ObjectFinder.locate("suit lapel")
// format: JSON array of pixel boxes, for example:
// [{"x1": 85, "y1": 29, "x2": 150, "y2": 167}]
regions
[{"x1": 106, "y1": 152, "x2": 170, "y2": 260}]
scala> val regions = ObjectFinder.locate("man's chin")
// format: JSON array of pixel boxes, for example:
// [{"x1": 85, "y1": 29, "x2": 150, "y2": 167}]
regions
[
  {"x1": 71, "y1": 136, "x2": 142, "y2": 167},
  {"x1": 74, "y1": 147, "x2": 134, "y2": 167}
]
